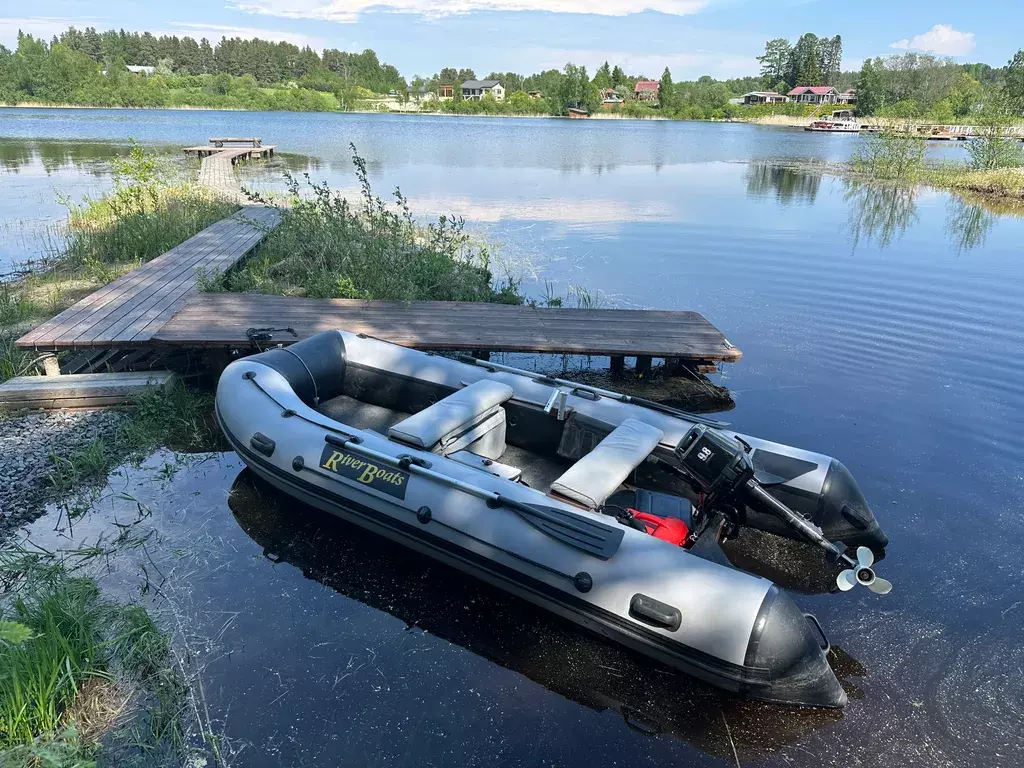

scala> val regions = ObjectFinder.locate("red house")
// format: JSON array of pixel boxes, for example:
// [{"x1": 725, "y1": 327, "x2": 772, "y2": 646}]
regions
[
  {"x1": 787, "y1": 86, "x2": 840, "y2": 105},
  {"x1": 633, "y1": 80, "x2": 660, "y2": 102}
]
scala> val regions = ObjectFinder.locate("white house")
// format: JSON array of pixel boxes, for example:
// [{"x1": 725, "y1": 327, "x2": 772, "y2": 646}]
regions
[
  {"x1": 742, "y1": 91, "x2": 788, "y2": 105},
  {"x1": 460, "y1": 80, "x2": 505, "y2": 101}
]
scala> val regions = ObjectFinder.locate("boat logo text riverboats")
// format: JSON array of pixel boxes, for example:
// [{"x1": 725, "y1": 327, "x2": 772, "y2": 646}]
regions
[{"x1": 319, "y1": 446, "x2": 409, "y2": 499}]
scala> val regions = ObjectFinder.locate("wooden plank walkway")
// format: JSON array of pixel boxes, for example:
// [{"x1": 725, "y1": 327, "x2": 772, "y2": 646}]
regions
[
  {"x1": 0, "y1": 371, "x2": 176, "y2": 410},
  {"x1": 17, "y1": 206, "x2": 280, "y2": 351},
  {"x1": 152, "y1": 294, "x2": 742, "y2": 363}
]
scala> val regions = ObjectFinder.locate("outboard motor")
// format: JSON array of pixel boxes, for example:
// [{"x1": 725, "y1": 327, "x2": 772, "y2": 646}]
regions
[{"x1": 676, "y1": 425, "x2": 892, "y2": 595}]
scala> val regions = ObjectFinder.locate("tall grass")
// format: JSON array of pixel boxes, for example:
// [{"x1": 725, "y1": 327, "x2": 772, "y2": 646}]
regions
[
  {"x1": 225, "y1": 144, "x2": 525, "y2": 304},
  {"x1": 0, "y1": 331, "x2": 45, "y2": 385},
  {"x1": 45, "y1": 383, "x2": 216, "y2": 498},
  {"x1": 58, "y1": 143, "x2": 237, "y2": 271},
  {"x1": 0, "y1": 548, "x2": 176, "y2": 762},
  {"x1": 0, "y1": 578, "x2": 106, "y2": 748}
]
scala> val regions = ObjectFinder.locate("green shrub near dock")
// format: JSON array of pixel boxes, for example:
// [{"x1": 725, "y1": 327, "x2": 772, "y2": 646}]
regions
[{"x1": 220, "y1": 145, "x2": 526, "y2": 304}]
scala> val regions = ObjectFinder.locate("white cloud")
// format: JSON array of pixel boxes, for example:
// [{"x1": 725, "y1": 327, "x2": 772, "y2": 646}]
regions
[
  {"x1": 231, "y1": 0, "x2": 708, "y2": 23},
  {"x1": 0, "y1": 16, "x2": 324, "y2": 49},
  {"x1": 890, "y1": 24, "x2": 975, "y2": 57},
  {"x1": 163, "y1": 23, "x2": 325, "y2": 48},
  {"x1": 0, "y1": 16, "x2": 93, "y2": 45},
  {"x1": 526, "y1": 46, "x2": 758, "y2": 79}
]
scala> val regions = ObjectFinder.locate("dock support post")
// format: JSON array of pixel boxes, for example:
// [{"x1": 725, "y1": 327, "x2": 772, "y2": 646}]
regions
[
  {"x1": 41, "y1": 354, "x2": 61, "y2": 377},
  {"x1": 635, "y1": 356, "x2": 652, "y2": 378},
  {"x1": 610, "y1": 356, "x2": 625, "y2": 376},
  {"x1": 472, "y1": 350, "x2": 491, "y2": 361}
]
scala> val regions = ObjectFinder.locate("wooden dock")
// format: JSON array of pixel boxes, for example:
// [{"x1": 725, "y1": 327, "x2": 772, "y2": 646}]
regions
[
  {"x1": 152, "y1": 294, "x2": 741, "y2": 366},
  {"x1": 14, "y1": 134, "x2": 742, "y2": 383},
  {"x1": 17, "y1": 206, "x2": 280, "y2": 351},
  {"x1": 183, "y1": 145, "x2": 276, "y2": 159}
]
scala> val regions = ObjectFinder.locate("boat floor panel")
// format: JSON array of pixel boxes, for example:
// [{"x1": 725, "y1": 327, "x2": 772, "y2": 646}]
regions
[
  {"x1": 317, "y1": 395, "x2": 409, "y2": 432},
  {"x1": 500, "y1": 445, "x2": 569, "y2": 493}
]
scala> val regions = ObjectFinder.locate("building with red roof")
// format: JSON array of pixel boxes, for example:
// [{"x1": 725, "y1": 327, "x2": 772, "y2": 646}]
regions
[
  {"x1": 787, "y1": 86, "x2": 841, "y2": 105},
  {"x1": 633, "y1": 80, "x2": 660, "y2": 102}
]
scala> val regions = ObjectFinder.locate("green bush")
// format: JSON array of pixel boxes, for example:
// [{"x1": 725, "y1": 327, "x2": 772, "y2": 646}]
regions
[
  {"x1": 228, "y1": 145, "x2": 524, "y2": 304},
  {"x1": 966, "y1": 127, "x2": 1024, "y2": 170},
  {"x1": 58, "y1": 142, "x2": 237, "y2": 271},
  {"x1": 852, "y1": 130, "x2": 928, "y2": 182}
]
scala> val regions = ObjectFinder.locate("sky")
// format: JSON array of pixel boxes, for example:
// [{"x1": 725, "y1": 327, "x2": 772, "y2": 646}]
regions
[{"x1": 0, "y1": 1, "x2": 1019, "y2": 81}]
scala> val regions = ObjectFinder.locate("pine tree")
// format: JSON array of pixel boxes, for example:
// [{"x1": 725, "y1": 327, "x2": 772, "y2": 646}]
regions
[
  {"x1": 611, "y1": 65, "x2": 624, "y2": 87},
  {"x1": 758, "y1": 39, "x2": 791, "y2": 85},
  {"x1": 593, "y1": 61, "x2": 612, "y2": 89},
  {"x1": 658, "y1": 66, "x2": 674, "y2": 110}
]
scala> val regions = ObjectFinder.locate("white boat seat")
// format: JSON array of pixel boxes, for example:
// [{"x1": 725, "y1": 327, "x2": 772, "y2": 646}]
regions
[
  {"x1": 388, "y1": 380, "x2": 514, "y2": 457},
  {"x1": 550, "y1": 418, "x2": 664, "y2": 509}
]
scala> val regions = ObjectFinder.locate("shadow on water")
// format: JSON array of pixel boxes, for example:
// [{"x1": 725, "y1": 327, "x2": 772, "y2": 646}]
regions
[
  {"x1": 227, "y1": 468, "x2": 852, "y2": 764},
  {"x1": 745, "y1": 162, "x2": 822, "y2": 205}
]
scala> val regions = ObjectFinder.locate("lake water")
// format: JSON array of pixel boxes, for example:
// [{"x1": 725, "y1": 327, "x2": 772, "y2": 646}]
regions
[{"x1": 3, "y1": 108, "x2": 1024, "y2": 766}]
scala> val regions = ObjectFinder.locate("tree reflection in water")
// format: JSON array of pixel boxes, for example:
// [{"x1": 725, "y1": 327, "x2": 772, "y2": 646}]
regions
[
  {"x1": 745, "y1": 162, "x2": 822, "y2": 205},
  {"x1": 844, "y1": 181, "x2": 919, "y2": 250},
  {"x1": 945, "y1": 197, "x2": 996, "y2": 254}
]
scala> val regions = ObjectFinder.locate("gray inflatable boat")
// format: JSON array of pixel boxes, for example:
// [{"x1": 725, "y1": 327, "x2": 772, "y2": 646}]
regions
[{"x1": 216, "y1": 330, "x2": 891, "y2": 708}]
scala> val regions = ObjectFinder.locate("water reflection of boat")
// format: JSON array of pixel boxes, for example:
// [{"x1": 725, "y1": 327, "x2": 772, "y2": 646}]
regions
[{"x1": 228, "y1": 469, "x2": 852, "y2": 762}]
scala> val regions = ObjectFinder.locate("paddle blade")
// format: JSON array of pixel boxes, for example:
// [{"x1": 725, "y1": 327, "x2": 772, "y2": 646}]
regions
[{"x1": 511, "y1": 500, "x2": 624, "y2": 560}]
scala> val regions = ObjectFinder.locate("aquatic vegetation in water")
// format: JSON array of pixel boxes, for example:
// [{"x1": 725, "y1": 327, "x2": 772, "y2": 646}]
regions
[
  {"x1": 225, "y1": 144, "x2": 525, "y2": 304},
  {"x1": 851, "y1": 131, "x2": 927, "y2": 182},
  {"x1": 57, "y1": 141, "x2": 237, "y2": 272},
  {"x1": 45, "y1": 383, "x2": 216, "y2": 503}
]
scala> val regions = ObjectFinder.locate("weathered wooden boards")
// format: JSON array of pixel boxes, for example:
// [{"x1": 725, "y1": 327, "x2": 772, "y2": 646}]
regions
[
  {"x1": 209, "y1": 137, "x2": 262, "y2": 147},
  {"x1": 17, "y1": 206, "x2": 280, "y2": 351},
  {"x1": 183, "y1": 145, "x2": 275, "y2": 159},
  {"x1": 0, "y1": 371, "x2": 176, "y2": 410},
  {"x1": 152, "y1": 294, "x2": 743, "y2": 364}
]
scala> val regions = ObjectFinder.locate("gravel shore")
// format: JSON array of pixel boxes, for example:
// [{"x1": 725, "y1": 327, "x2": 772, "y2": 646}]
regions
[{"x1": 0, "y1": 409, "x2": 126, "y2": 532}]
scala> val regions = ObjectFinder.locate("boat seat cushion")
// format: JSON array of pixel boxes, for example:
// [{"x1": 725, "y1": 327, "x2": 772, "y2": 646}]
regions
[
  {"x1": 550, "y1": 418, "x2": 664, "y2": 509},
  {"x1": 388, "y1": 380, "x2": 514, "y2": 453}
]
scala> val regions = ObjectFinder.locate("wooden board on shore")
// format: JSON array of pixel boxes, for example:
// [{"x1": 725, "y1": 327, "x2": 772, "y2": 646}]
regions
[
  {"x1": 152, "y1": 293, "x2": 742, "y2": 363},
  {"x1": 0, "y1": 371, "x2": 176, "y2": 410}
]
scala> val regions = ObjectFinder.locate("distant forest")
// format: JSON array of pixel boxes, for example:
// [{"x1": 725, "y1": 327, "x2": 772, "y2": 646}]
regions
[{"x1": 1, "y1": 25, "x2": 1022, "y2": 121}]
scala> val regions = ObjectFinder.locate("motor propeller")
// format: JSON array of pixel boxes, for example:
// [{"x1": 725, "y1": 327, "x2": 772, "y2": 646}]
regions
[
  {"x1": 674, "y1": 424, "x2": 893, "y2": 596},
  {"x1": 836, "y1": 546, "x2": 892, "y2": 594}
]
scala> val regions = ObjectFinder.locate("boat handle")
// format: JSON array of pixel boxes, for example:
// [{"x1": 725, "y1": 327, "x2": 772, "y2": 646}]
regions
[
  {"x1": 803, "y1": 613, "x2": 830, "y2": 652},
  {"x1": 250, "y1": 432, "x2": 276, "y2": 457},
  {"x1": 629, "y1": 594, "x2": 682, "y2": 632},
  {"x1": 620, "y1": 707, "x2": 662, "y2": 736}
]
